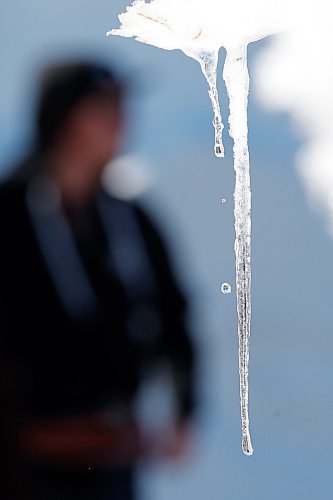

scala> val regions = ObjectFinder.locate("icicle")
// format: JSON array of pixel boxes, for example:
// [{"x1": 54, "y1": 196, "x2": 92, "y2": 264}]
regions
[
  {"x1": 195, "y1": 50, "x2": 224, "y2": 157},
  {"x1": 223, "y1": 44, "x2": 253, "y2": 456},
  {"x1": 107, "y1": 0, "x2": 272, "y2": 455}
]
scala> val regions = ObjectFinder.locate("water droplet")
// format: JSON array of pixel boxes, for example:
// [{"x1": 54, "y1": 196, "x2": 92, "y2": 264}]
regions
[
  {"x1": 221, "y1": 198, "x2": 227, "y2": 203},
  {"x1": 221, "y1": 283, "x2": 231, "y2": 294},
  {"x1": 215, "y1": 144, "x2": 224, "y2": 157}
]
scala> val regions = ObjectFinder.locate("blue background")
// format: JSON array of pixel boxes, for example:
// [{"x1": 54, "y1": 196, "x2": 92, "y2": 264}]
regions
[{"x1": 1, "y1": 1, "x2": 332, "y2": 499}]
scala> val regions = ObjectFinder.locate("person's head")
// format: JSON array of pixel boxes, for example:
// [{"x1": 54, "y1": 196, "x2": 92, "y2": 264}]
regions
[{"x1": 31, "y1": 59, "x2": 125, "y2": 203}]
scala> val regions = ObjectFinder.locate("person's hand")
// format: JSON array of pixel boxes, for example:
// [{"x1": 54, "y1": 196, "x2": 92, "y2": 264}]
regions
[
  {"x1": 143, "y1": 419, "x2": 194, "y2": 462},
  {"x1": 18, "y1": 411, "x2": 144, "y2": 467},
  {"x1": 162, "y1": 419, "x2": 193, "y2": 460}
]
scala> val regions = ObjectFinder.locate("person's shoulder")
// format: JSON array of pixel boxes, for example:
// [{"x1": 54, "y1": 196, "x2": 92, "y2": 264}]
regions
[
  {"x1": 0, "y1": 152, "x2": 41, "y2": 205},
  {"x1": 0, "y1": 180, "x2": 26, "y2": 207},
  {"x1": 0, "y1": 181, "x2": 29, "y2": 238},
  {"x1": 99, "y1": 188, "x2": 149, "y2": 218},
  {"x1": 100, "y1": 188, "x2": 163, "y2": 239}
]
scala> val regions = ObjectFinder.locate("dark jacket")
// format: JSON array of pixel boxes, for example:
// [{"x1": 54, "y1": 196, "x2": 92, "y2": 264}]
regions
[{"x1": 0, "y1": 177, "x2": 195, "y2": 496}]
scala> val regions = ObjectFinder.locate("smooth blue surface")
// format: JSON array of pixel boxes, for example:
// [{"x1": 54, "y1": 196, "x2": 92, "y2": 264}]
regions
[{"x1": 1, "y1": 2, "x2": 332, "y2": 499}]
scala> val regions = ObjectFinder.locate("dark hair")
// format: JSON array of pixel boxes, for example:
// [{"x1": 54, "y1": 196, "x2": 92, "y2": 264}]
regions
[{"x1": 36, "y1": 61, "x2": 124, "y2": 151}]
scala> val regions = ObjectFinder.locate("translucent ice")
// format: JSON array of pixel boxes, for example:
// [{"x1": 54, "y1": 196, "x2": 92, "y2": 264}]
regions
[
  {"x1": 108, "y1": 0, "x2": 288, "y2": 456},
  {"x1": 108, "y1": 0, "x2": 283, "y2": 160}
]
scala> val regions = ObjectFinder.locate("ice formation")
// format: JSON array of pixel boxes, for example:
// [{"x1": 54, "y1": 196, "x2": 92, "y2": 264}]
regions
[{"x1": 108, "y1": 0, "x2": 285, "y2": 456}]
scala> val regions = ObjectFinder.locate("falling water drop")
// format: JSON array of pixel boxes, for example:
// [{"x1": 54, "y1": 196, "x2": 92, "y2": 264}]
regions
[{"x1": 221, "y1": 282, "x2": 232, "y2": 294}]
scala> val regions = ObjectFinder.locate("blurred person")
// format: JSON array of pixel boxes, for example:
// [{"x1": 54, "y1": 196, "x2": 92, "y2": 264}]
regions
[{"x1": 0, "y1": 60, "x2": 195, "y2": 499}]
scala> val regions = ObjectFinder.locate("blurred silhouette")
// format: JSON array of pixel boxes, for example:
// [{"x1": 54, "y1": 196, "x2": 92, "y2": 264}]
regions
[{"x1": 0, "y1": 60, "x2": 195, "y2": 499}]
